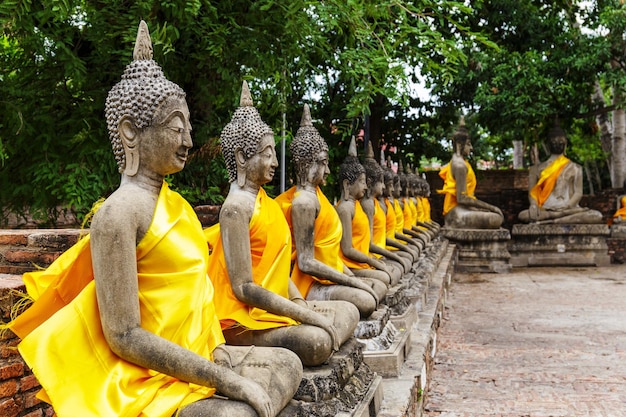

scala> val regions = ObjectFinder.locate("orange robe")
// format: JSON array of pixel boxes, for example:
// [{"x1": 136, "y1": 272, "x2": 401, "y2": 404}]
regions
[
  {"x1": 275, "y1": 186, "x2": 342, "y2": 298},
  {"x1": 340, "y1": 200, "x2": 373, "y2": 270},
  {"x1": 393, "y1": 199, "x2": 405, "y2": 234},
  {"x1": 420, "y1": 197, "x2": 432, "y2": 222},
  {"x1": 206, "y1": 188, "x2": 298, "y2": 330},
  {"x1": 438, "y1": 160, "x2": 477, "y2": 215},
  {"x1": 611, "y1": 195, "x2": 626, "y2": 225},
  {"x1": 530, "y1": 155, "x2": 570, "y2": 208},
  {"x1": 10, "y1": 182, "x2": 225, "y2": 417},
  {"x1": 383, "y1": 198, "x2": 401, "y2": 251},
  {"x1": 402, "y1": 198, "x2": 414, "y2": 228},
  {"x1": 372, "y1": 198, "x2": 387, "y2": 249}
]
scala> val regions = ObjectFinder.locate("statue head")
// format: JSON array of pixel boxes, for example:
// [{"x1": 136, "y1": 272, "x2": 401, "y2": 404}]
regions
[
  {"x1": 382, "y1": 161, "x2": 395, "y2": 198},
  {"x1": 452, "y1": 116, "x2": 472, "y2": 157},
  {"x1": 220, "y1": 81, "x2": 275, "y2": 186},
  {"x1": 398, "y1": 160, "x2": 409, "y2": 197},
  {"x1": 290, "y1": 104, "x2": 330, "y2": 187},
  {"x1": 547, "y1": 125, "x2": 568, "y2": 155},
  {"x1": 339, "y1": 136, "x2": 366, "y2": 200},
  {"x1": 105, "y1": 20, "x2": 187, "y2": 175},
  {"x1": 362, "y1": 141, "x2": 384, "y2": 198}
]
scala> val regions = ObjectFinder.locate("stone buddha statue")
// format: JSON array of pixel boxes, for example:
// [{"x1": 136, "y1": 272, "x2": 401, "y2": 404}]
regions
[
  {"x1": 360, "y1": 142, "x2": 413, "y2": 275},
  {"x1": 518, "y1": 125, "x2": 603, "y2": 224},
  {"x1": 335, "y1": 137, "x2": 400, "y2": 290},
  {"x1": 409, "y1": 170, "x2": 440, "y2": 234},
  {"x1": 205, "y1": 83, "x2": 359, "y2": 366},
  {"x1": 9, "y1": 21, "x2": 302, "y2": 417},
  {"x1": 612, "y1": 194, "x2": 626, "y2": 224},
  {"x1": 392, "y1": 161, "x2": 429, "y2": 246},
  {"x1": 438, "y1": 117, "x2": 504, "y2": 229},
  {"x1": 274, "y1": 104, "x2": 382, "y2": 318},
  {"x1": 379, "y1": 160, "x2": 421, "y2": 261}
]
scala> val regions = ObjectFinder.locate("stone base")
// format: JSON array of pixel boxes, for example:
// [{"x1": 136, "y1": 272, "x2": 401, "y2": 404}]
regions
[
  {"x1": 281, "y1": 338, "x2": 382, "y2": 417},
  {"x1": 610, "y1": 223, "x2": 626, "y2": 239},
  {"x1": 361, "y1": 324, "x2": 411, "y2": 378},
  {"x1": 441, "y1": 227, "x2": 511, "y2": 273},
  {"x1": 510, "y1": 223, "x2": 611, "y2": 267}
]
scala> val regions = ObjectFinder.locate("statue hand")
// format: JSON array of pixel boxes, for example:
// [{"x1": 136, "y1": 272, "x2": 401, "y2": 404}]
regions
[
  {"x1": 360, "y1": 283, "x2": 379, "y2": 306},
  {"x1": 234, "y1": 378, "x2": 275, "y2": 417},
  {"x1": 529, "y1": 204, "x2": 539, "y2": 220},
  {"x1": 317, "y1": 317, "x2": 340, "y2": 352}
]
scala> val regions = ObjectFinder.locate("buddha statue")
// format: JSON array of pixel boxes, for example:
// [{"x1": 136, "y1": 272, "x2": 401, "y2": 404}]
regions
[
  {"x1": 612, "y1": 194, "x2": 626, "y2": 224},
  {"x1": 409, "y1": 170, "x2": 440, "y2": 235},
  {"x1": 205, "y1": 83, "x2": 359, "y2": 366},
  {"x1": 438, "y1": 117, "x2": 504, "y2": 229},
  {"x1": 392, "y1": 161, "x2": 429, "y2": 246},
  {"x1": 8, "y1": 21, "x2": 302, "y2": 417},
  {"x1": 518, "y1": 124, "x2": 603, "y2": 224},
  {"x1": 360, "y1": 142, "x2": 413, "y2": 275},
  {"x1": 336, "y1": 136, "x2": 398, "y2": 288},
  {"x1": 379, "y1": 160, "x2": 422, "y2": 261},
  {"x1": 274, "y1": 104, "x2": 382, "y2": 318}
]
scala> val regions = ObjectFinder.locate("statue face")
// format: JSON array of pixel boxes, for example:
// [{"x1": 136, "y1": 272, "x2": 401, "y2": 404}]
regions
[
  {"x1": 370, "y1": 179, "x2": 384, "y2": 198},
  {"x1": 348, "y1": 172, "x2": 367, "y2": 200},
  {"x1": 138, "y1": 97, "x2": 192, "y2": 177},
  {"x1": 392, "y1": 179, "x2": 402, "y2": 198},
  {"x1": 383, "y1": 179, "x2": 394, "y2": 197},
  {"x1": 245, "y1": 133, "x2": 278, "y2": 186},
  {"x1": 307, "y1": 150, "x2": 330, "y2": 187},
  {"x1": 461, "y1": 140, "x2": 473, "y2": 157}
]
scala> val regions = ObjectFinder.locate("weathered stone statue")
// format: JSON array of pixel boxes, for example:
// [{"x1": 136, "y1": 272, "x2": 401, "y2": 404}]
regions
[
  {"x1": 612, "y1": 194, "x2": 626, "y2": 224},
  {"x1": 518, "y1": 125, "x2": 603, "y2": 224},
  {"x1": 336, "y1": 137, "x2": 396, "y2": 288},
  {"x1": 274, "y1": 105, "x2": 381, "y2": 318},
  {"x1": 379, "y1": 161, "x2": 421, "y2": 261},
  {"x1": 8, "y1": 21, "x2": 302, "y2": 417},
  {"x1": 438, "y1": 118, "x2": 504, "y2": 229},
  {"x1": 411, "y1": 170, "x2": 440, "y2": 233},
  {"x1": 361, "y1": 142, "x2": 412, "y2": 275},
  {"x1": 206, "y1": 84, "x2": 359, "y2": 366}
]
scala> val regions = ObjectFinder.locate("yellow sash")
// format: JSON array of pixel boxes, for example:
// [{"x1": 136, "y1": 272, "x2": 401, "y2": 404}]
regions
[
  {"x1": 612, "y1": 196, "x2": 626, "y2": 223},
  {"x1": 530, "y1": 155, "x2": 570, "y2": 208},
  {"x1": 420, "y1": 197, "x2": 432, "y2": 222},
  {"x1": 393, "y1": 199, "x2": 405, "y2": 234},
  {"x1": 275, "y1": 186, "x2": 341, "y2": 297},
  {"x1": 372, "y1": 198, "x2": 387, "y2": 249},
  {"x1": 206, "y1": 188, "x2": 298, "y2": 330},
  {"x1": 383, "y1": 198, "x2": 397, "y2": 240},
  {"x1": 438, "y1": 160, "x2": 476, "y2": 215},
  {"x1": 402, "y1": 197, "x2": 413, "y2": 228},
  {"x1": 11, "y1": 182, "x2": 224, "y2": 417},
  {"x1": 340, "y1": 200, "x2": 373, "y2": 269}
]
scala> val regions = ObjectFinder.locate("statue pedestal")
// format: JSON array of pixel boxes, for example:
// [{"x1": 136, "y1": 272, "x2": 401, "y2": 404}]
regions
[
  {"x1": 611, "y1": 222, "x2": 626, "y2": 238},
  {"x1": 281, "y1": 338, "x2": 383, "y2": 417},
  {"x1": 354, "y1": 305, "x2": 411, "y2": 377},
  {"x1": 510, "y1": 223, "x2": 611, "y2": 267},
  {"x1": 441, "y1": 228, "x2": 511, "y2": 273},
  {"x1": 382, "y1": 283, "x2": 418, "y2": 331}
]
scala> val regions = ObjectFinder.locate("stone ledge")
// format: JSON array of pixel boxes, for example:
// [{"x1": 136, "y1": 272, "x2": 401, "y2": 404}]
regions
[{"x1": 512, "y1": 223, "x2": 609, "y2": 236}]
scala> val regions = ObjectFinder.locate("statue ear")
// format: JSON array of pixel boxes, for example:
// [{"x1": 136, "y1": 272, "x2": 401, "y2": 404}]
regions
[
  {"x1": 235, "y1": 147, "x2": 247, "y2": 187},
  {"x1": 342, "y1": 178, "x2": 350, "y2": 201},
  {"x1": 119, "y1": 116, "x2": 140, "y2": 177}
]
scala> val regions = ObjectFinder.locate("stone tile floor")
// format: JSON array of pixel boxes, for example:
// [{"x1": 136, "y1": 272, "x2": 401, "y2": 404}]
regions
[{"x1": 424, "y1": 265, "x2": 626, "y2": 417}]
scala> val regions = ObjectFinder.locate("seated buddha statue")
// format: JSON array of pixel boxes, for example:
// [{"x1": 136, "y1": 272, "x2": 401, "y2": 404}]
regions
[
  {"x1": 205, "y1": 83, "x2": 359, "y2": 366},
  {"x1": 438, "y1": 117, "x2": 504, "y2": 229},
  {"x1": 275, "y1": 104, "x2": 382, "y2": 318},
  {"x1": 8, "y1": 21, "x2": 302, "y2": 417},
  {"x1": 361, "y1": 142, "x2": 412, "y2": 275},
  {"x1": 612, "y1": 194, "x2": 626, "y2": 224},
  {"x1": 393, "y1": 163, "x2": 429, "y2": 246},
  {"x1": 336, "y1": 137, "x2": 396, "y2": 288},
  {"x1": 409, "y1": 171, "x2": 439, "y2": 235},
  {"x1": 518, "y1": 124, "x2": 603, "y2": 224}
]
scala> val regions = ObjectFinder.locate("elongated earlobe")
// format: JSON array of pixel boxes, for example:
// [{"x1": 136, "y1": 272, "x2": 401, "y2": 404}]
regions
[
  {"x1": 119, "y1": 117, "x2": 140, "y2": 177},
  {"x1": 235, "y1": 148, "x2": 247, "y2": 187}
]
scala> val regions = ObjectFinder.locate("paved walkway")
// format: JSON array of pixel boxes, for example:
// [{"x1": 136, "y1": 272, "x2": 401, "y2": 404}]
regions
[{"x1": 424, "y1": 265, "x2": 626, "y2": 417}]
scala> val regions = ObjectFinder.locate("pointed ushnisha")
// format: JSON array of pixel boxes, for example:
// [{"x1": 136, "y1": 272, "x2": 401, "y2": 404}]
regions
[
  {"x1": 133, "y1": 20, "x2": 153, "y2": 61},
  {"x1": 348, "y1": 135, "x2": 358, "y2": 158},
  {"x1": 365, "y1": 140, "x2": 375, "y2": 161},
  {"x1": 300, "y1": 103, "x2": 313, "y2": 127},
  {"x1": 240, "y1": 80, "x2": 254, "y2": 107}
]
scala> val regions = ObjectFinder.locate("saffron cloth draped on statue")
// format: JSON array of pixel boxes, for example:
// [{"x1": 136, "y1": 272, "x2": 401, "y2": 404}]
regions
[
  {"x1": 340, "y1": 200, "x2": 374, "y2": 269},
  {"x1": 529, "y1": 155, "x2": 570, "y2": 208},
  {"x1": 9, "y1": 183, "x2": 225, "y2": 417},
  {"x1": 206, "y1": 187, "x2": 298, "y2": 330},
  {"x1": 275, "y1": 186, "x2": 342, "y2": 297},
  {"x1": 371, "y1": 198, "x2": 387, "y2": 250},
  {"x1": 393, "y1": 199, "x2": 405, "y2": 234},
  {"x1": 438, "y1": 160, "x2": 477, "y2": 215}
]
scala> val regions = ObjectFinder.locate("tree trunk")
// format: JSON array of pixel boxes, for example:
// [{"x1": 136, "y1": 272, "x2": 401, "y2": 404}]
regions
[
  {"x1": 592, "y1": 81, "x2": 613, "y2": 180},
  {"x1": 613, "y1": 87, "x2": 626, "y2": 188},
  {"x1": 513, "y1": 140, "x2": 524, "y2": 169}
]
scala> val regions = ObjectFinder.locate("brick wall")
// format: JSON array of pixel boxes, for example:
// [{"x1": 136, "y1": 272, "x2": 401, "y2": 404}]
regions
[{"x1": 0, "y1": 230, "x2": 82, "y2": 417}]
